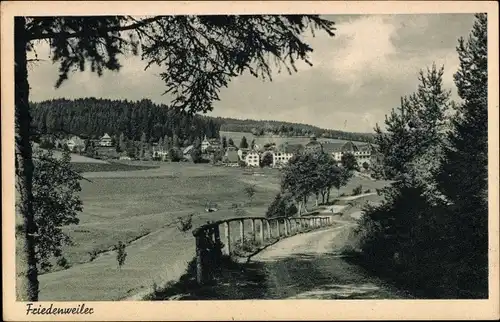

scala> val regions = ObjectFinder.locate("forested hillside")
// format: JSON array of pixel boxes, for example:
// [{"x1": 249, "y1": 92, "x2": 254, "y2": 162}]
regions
[
  {"x1": 30, "y1": 97, "x2": 374, "y2": 143},
  {"x1": 217, "y1": 117, "x2": 375, "y2": 142},
  {"x1": 30, "y1": 98, "x2": 222, "y2": 142}
]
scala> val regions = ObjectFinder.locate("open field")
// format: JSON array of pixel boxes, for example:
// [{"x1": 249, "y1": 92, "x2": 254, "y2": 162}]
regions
[
  {"x1": 220, "y1": 131, "x2": 369, "y2": 147},
  {"x1": 30, "y1": 161, "x2": 390, "y2": 300}
]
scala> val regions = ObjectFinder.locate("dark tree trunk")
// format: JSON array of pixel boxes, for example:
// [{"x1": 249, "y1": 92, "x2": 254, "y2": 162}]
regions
[
  {"x1": 303, "y1": 196, "x2": 309, "y2": 213},
  {"x1": 15, "y1": 17, "x2": 39, "y2": 301},
  {"x1": 326, "y1": 188, "x2": 331, "y2": 203}
]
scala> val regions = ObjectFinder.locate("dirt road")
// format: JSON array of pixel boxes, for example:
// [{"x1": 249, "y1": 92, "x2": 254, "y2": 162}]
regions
[{"x1": 248, "y1": 221, "x2": 410, "y2": 299}]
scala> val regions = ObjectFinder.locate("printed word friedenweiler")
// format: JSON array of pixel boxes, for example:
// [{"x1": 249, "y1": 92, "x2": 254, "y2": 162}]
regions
[{"x1": 26, "y1": 303, "x2": 94, "y2": 315}]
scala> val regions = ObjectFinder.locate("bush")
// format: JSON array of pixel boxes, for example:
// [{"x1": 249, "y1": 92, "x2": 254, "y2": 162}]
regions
[
  {"x1": 352, "y1": 185, "x2": 363, "y2": 196},
  {"x1": 265, "y1": 193, "x2": 296, "y2": 218},
  {"x1": 115, "y1": 241, "x2": 127, "y2": 269},
  {"x1": 88, "y1": 249, "x2": 99, "y2": 262},
  {"x1": 364, "y1": 189, "x2": 371, "y2": 193},
  {"x1": 56, "y1": 256, "x2": 71, "y2": 269},
  {"x1": 231, "y1": 235, "x2": 262, "y2": 257},
  {"x1": 177, "y1": 213, "x2": 194, "y2": 233}
]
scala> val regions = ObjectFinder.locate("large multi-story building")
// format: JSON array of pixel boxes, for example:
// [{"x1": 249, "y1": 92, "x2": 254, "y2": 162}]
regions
[
  {"x1": 322, "y1": 141, "x2": 378, "y2": 168},
  {"x1": 271, "y1": 151, "x2": 294, "y2": 168}
]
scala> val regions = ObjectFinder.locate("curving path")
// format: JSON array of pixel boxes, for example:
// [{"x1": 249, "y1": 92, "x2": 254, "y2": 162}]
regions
[{"x1": 247, "y1": 221, "x2": 411, "y2": 299}]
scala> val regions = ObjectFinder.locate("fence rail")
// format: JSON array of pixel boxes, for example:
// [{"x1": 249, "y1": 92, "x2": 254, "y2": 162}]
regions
[{"x1": 191, "y1": 215, "x2": 334, "y2": 285}]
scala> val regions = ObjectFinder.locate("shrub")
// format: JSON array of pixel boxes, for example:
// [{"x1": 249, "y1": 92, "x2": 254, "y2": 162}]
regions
[
  {"x1": 177, "y1": 213, "x2": 194, "y2": 233},
  {"x1": 231, "y1": 235, "x2": 261, "y2": 257},
  {"x1": 266, "y1": 193, "x2": 296, "y2": 218},
  {"x1": 352, "y1": 185, "x2": 363, "y2": 196},
  {"x1": 364, "y1": 189, "x2": 371, "y2": 193},
  {"x1": 56, "y1": 256, "x2": 71, "y2": 269},
  {"x1": 88, "y1": 249, "x2": 99, "y2": 262},
  {"x1": 115, "y1": 241, "x2": 127, "y2": 269}
]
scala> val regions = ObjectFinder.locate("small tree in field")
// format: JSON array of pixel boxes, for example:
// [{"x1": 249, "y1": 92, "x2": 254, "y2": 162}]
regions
[
  {"x1": 260, "y1": 153, "x2": 274, "y2": 167},
  {"x1": 341, "y1": 152, "x2": 359, "y2": 171},
  {"x1": 115, "y1": 241, "x2": 127, "y2": 270},
  {"x1": 244, "y1": 185, "x2": 257, "y2": 204},
  {"x1": 239, "y1": 136, "x2": 249, "y2": 149}
]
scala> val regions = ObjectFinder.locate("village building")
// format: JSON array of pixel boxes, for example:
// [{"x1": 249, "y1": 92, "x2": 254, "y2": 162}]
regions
[
  {"x1": 183, "y1": 145, "x2": 195, "y2": 160},
  {"x1": 224, "y1": 149, "x2": 240, "y2": 166},
  {"x1": 66, "y1": 135, "x2": 85, "y2": 152},
  {"x1": 282, "y1": 143, "x2": 305, "y2": 155},
  {"x1": 322, "y1": 141, "x2": 378, "y2": 168},
  {"x1": 237, "y1": 148, "x2": 250, "y2": 160},
  {"x1": 201, "y1": 136, "x2": 222, "y2": 152},
  {"x1": 272, "y1": 151, "x2": 294, "y2": 168},
  {"x1": 99, "y1": 133, "x2": 113, "y2": 147},
  {"x1": 304, "y1": 135, "x2": 323, "y2": 154},
  {"x1": 244, "y1": 151, "x2": 260, "y2": 167},
  {"x1": 152, "y1": 145, "x2": 168, "y2": 160},
  {"x1": 119, "y1": 155, "x2": 132, "y2": 161}
]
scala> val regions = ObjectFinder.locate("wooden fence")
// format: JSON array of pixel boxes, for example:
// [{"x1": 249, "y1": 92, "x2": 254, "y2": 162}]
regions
[{"x1": 191, "y1": 215, "x2": 334, "y2": 285}]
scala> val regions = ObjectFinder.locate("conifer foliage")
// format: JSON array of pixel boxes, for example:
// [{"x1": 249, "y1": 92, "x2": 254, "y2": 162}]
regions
[
  {"x1": 358, "y1": 14, "x2": 489, "y2": 298},
  {"x1": 15, "y1": 15, "x2": 336, "y2": 300}
]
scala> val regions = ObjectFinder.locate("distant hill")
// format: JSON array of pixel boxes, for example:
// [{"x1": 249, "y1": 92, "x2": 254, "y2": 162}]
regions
[
  {"x1": 30, "y1": 97, "x2": 375, "y2": 144},
  {"x1": 213, "y1": 117, "x2": 375, "y2": 143}
]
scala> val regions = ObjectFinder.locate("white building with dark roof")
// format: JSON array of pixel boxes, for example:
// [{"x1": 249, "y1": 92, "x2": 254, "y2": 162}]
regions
[{"x1": 99, "y1": 133, "x2": 113, "y2": 147}]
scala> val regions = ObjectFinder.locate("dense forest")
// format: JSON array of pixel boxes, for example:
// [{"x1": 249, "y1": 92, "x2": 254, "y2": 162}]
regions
[
  {"x1": 30, "y1": 97, "x2": 375, "y2": 144},
  {"x1": 217, "y1": 117, "x2": 375, "y2": 142},
  {"x1": 30, "y1": 98, "x2": 222, "y2": 143}
]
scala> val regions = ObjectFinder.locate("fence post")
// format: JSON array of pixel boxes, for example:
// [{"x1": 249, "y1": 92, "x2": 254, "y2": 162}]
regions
[
  {"x1": 239, "y1": 219, "x2": 244, "y2": 243},
  {"x1": 259, "y1": 219, "x2": 264, "y2": 244},
  {"x1": 194, "y1": 231, "x2": 205, "y2": 285},
  {"x1": 284, "y1": 219, "x2": 289, "y2": 236},
  {"x1": 213, "y1": 225, "x2": 222, "y2": 268},
  {"x1": 266, "y1": 219, "x2": 271, "y2": 240},
  {"x1": 224, "y1": 221, "x2": 231, "y2": 255},
  {"x1": 276, "y1": 220, "x2": 281, "y2": 237},
  {"x1": 251, "y1": 219, "x2": 256, "y2": 241}
]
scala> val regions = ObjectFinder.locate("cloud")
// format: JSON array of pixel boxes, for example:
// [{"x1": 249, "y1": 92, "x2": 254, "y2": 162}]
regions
[
  {"x1": 25, "y1": 14, "x2": 475, "y2": 133},
  {"x1": 317, "y1": 15, "x2": 462, "y2": 96}
]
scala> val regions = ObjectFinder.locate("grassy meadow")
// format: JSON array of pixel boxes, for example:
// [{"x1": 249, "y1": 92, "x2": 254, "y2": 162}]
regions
[{"x1": 25, "y1": 157, "x2": 390, "y2": 301}]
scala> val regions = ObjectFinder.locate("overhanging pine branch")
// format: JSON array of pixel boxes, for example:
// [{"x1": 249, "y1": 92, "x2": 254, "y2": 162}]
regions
[{"x1": 28, "y1": 16, "x2": 163, "y2": 41}]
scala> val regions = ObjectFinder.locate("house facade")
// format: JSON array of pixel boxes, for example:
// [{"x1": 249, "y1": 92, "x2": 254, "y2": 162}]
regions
[
  {"x1": 245, "y1": 151, "x2": 260, "y2": 167},
  {"x1": 237, "y1": 148, "x2": 250, "y2": 160},
  {"x1": 201, "y1": 136, "x2": 222, "y2": 152},
  {"x1": 66, "y1": 136, "x2": 85, "y2": 152},
  {"x1": 323, "y1": 141, "x2": 378, "y2": 168},
  {"x1": 99, "y1": 133, "x2": 113, "y2": 147},
  {"x1": 224, "y1": 149, "x2": 240, "y2": 166},
  {"x1": 272, "y1": 151, "x2": 294, "y2": 168},
  {"x1": 152, "y1": 146, "x2": 169, "y2": 160},
  {"x1": 304, "y1": 136, "x2": 323, "y2": 154}
]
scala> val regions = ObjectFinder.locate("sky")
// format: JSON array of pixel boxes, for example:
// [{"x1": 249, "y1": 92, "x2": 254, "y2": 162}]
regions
[{"x1": 27, "y1": 14, "x2": 477, "y2": 133}]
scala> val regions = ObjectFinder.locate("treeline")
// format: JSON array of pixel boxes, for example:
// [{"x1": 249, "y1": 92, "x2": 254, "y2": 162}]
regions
[
  {"x1": 29, "y1": 98, "x2": 375, "y2": 145},
  {"x1": 216, "y1": 117, "x2": 375, "y2": 142},
  {"x1": 30, "y1": 98, "x2": 222, "y2": 142},
  {"x1": 354, "y1": 14, "x2": 488, "y2": 299}
]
